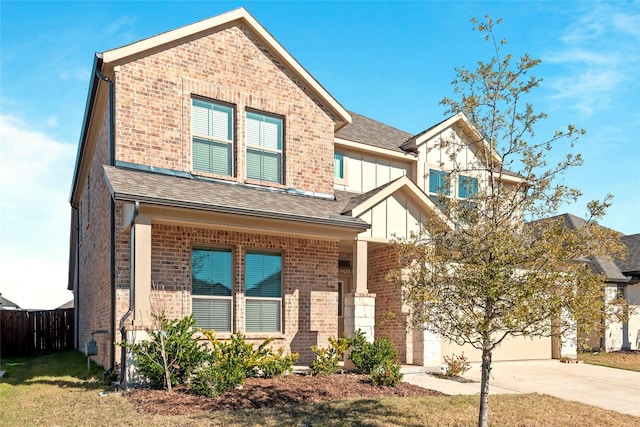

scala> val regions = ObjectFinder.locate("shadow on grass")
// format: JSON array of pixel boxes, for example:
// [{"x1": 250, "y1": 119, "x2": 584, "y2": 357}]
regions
[
  {"x1": 0, "y1": 350, "x2": 108, "y2": 391},
  {"x1": 192, "y1": 398, "x2": 431, "y2": 427}
]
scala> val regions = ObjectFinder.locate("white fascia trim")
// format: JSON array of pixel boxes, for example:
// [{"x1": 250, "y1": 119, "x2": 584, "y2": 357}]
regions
[
  {"x1": 408, "y1": 113, "x2": 503, "y2": 164},
  {"x1": 493, "y1": 172, "x2": 526, "y2": 185},
  {"x1": 334, "y1": 138, "x2": 417, "y2": 161},
  {"x1": 102, "y1": 7, "x2": 351, "y2": 130},
  {"x1": 350, "y1": 176, "x2": 454, "y2": 230}
]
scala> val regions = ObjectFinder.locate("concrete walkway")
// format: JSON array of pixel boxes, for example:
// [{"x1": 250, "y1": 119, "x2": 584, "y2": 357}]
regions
[{"x1": 401, "y1": 360, "x2": 640, "y2": 417}]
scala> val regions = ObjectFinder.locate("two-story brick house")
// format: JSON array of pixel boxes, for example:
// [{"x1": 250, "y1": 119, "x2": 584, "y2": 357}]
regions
[{"x1": 68, "y1": 8, "x2": 553, "y2": 376}]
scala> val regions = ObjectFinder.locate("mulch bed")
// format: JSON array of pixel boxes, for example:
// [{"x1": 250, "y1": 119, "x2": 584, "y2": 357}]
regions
[{"x1": 125, "y1": 373, "x2": 443, "y2": 415}]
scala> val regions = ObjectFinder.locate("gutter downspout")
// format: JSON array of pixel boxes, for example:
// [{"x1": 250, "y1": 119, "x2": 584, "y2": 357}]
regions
[
  {"x1": 119, "y1": 201, "x2": 139, "y2": 389},
  {"x1": 75, "y1": 207, "x2": 80, "y2": 350},
  {"x1": 95, "y1": 68, "x2": 117, "y2": 370}
]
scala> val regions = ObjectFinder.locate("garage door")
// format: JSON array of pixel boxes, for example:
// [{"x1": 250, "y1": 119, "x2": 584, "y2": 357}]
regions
[{"x1": 441, "y1": 335, "x2": 552, "y2": 362}]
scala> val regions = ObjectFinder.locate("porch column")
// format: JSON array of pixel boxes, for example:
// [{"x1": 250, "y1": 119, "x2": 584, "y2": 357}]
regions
[
  {"x1": 132, "y1": 214, "x2": 152, "y2": 328},
  {"x1": 344, "y1": 239, "x2": 376, "y2": 342}
]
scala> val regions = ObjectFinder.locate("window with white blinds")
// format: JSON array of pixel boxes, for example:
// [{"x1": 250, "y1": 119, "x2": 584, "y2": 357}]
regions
[
  {"x1": 245, "y1": 251, "x2": 282, "y2": 333},
  {"x1": 192, "y1": 98, "x2": 234, "y2": 176},
  {"x1": 245, "y1": 112, "x2": 283, "y2": 184},
  {"x1": 191, "y1": 248, "x2": 233, "y2": 332}
]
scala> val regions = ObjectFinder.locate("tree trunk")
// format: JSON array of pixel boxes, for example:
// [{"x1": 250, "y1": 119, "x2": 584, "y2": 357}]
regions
[
  {"x1": 159, "y1": 332, "x2": 172, "y2": 392},
  {"x1": 478, "y1": 348, "x2": 492, "y2": 427}
]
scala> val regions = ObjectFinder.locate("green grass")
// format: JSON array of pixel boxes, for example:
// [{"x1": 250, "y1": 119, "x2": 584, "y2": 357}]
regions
[
  {"x1": 578, "y1": 350, "x2": 640, "y2": 372},
  {"x1": 1, "y1": 351, "x2": 638, "y2": 426}
]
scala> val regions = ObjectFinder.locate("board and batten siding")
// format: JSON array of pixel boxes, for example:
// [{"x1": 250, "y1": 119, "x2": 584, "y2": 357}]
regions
[
  {"x1": 357, "y1": 192, "x2": 425, "y2": 241},
  {"x1": 336, "y1": 150, "x2": 412, "y2": 194}
]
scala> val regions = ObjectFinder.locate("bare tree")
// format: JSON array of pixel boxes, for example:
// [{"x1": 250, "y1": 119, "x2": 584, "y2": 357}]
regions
[{"x1": 390, "y1": 16, "x2": 625, "y2": 427}]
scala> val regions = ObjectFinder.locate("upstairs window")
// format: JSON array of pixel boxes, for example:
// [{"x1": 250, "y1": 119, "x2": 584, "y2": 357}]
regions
[
  {"x1": 192, "y1": 98, "x2": 234, "y2": 176},
  {"x1": 428, "y1": 169, "x2": 450, "y2": 207},
  {"x1": 191, "y1": 248, "x2": 233, "y2": 332},
  {"x1": 245, "y1": 112, "x2": 283, "y2": 184},
  {"x1": 458, "y1": 175, "x2": 478, "y2": 199},
  {"x1": 428, "y1": 169, "x2": 450, "y2": 196},
  {"x1": 245, "y1": 251, "x2": 282, "y2": 333},
  {"x1": 334, "y1": 152, "x2": 345, "y2": 180}
]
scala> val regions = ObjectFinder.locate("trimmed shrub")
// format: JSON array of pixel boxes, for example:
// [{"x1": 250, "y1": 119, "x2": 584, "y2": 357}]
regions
[
  {"x1": 370, "y1": 359, "x2": 403, "y2": 386},
  {"x1": 349, "y1": 330, "x2": 397, "y2": 374},
  {"x1": 192, "y1": 330, "x2": 298, "y2": 397},
  {"x1": 118, "y1": 314, "x2": 207, "y2": 389},
  {"x1": 311, "y1": 336, "x2": 350, "y2": 375}
]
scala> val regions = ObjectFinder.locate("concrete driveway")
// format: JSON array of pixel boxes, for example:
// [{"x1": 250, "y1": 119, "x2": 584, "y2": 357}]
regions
[{"x1": 402, "y1": 360, "x2": 640, "y2": 416}]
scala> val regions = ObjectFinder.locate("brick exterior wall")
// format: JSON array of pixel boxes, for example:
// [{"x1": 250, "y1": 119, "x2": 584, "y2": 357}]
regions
[
  {"x1": 367, "y1": 245, "x2": 409, "y2": 363},
  {"x1": 78, "y1": 21, "x2": 351, "y2": 369},
  {"x1": 77, "y1": 108, "x2": 114, "y2": 368},
  {"x1": 114, "y1": 25, "x2": 336, "y2": 195},
  {"x1": 115, "y1": 221, "x2": 339, "y2": 364}
]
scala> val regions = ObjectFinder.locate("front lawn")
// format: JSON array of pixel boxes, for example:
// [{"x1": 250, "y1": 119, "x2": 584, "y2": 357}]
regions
[
  {"x1": 578, "y1": 350, "x2": 640, "y2": 372},
  {"x1": 1, "y1": 351, "x2": 638, "y2": 426}
]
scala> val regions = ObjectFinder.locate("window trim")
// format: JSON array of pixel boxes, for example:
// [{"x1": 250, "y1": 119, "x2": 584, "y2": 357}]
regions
[
  {"x1": 191, "y1": 246, "x2": 234, "y2": 332},
  {"x1": 245, "y1": 109, "x2": 285, "y2": 185},
  {"x1": 191, "y1": 96, "x2": 236, "y2": 177}
]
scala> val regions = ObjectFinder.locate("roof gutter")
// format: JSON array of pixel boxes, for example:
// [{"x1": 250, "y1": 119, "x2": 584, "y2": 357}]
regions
[
  {"x1": 94, "y1": 60, "x2": 117, "y2": 371},
  {"x1": 69, "y1": 54, "x2": 103, "y2": 206}
]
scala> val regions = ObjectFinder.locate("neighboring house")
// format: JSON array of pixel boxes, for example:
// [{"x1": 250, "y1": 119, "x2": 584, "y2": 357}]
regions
[
  {"x1": 591, "y1": 231, "x2": 640, "y2": 352},
  {"x1": 549, "y1": 214, "x2": 640, "y2": 352},
  {"x1": 0, "y1": 295, "x2": 22, "y2": 311},
  {"x1": 67, "y1": 8, "x2": 562, "y2": 376},
  {"x1": 56, "y1": 300, "x2": 74, "y2": 310}
]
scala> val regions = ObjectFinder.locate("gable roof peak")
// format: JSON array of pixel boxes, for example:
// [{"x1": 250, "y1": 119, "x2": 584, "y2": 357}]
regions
[{"x1": 100, "y1": 7, "x2": 350, "y2": 130}]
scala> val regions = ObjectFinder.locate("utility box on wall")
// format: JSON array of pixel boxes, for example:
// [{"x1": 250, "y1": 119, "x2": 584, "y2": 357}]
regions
[
  {"x1": 85, "y1": 330, "x2": 107, "y2": 357},
  {"x1": 85, "y1": 339, "x2": 98, "y2": 356}
]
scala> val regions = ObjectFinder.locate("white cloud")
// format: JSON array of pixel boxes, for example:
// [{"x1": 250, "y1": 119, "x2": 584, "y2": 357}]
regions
[
  {"x1": 543, "y1": 5, "x2": 640, "y2": 117},
  {"x1": 548, "y1": 69, "x2": 624, "y2": 116},
  {"x1": 106, "y1": 15, "x2": 138, "y2": 36},
  {"x1": 611, "y1": 10, "x2": 640, "y2": 37},
  {"x1": 0, "y1": 115, "x2": 76, "y2": 309}
]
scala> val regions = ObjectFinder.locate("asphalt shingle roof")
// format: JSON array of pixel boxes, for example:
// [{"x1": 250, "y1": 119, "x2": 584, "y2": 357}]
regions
[
  {"x1": 103, "y1": 165, "x2": 368, "y2": 230},
  {"x1": 336, "y1": 111, "x2": 413, "y2": 153},
  {"x1": 617, "y1": 234, "x2": 640, "y2": 275},
  {"x1": 546, "y1": 213, "x2": 630, "y2": 282}
]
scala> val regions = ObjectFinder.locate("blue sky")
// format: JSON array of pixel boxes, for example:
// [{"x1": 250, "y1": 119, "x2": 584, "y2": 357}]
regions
[{"x1": 1, "y1": 1, "x2": 638, "y2": 309}]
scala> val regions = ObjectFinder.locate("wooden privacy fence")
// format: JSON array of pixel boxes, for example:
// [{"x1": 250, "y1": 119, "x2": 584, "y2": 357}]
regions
[{"x1": 1, "y1": 308, "x2": 74, "y2": 357}]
